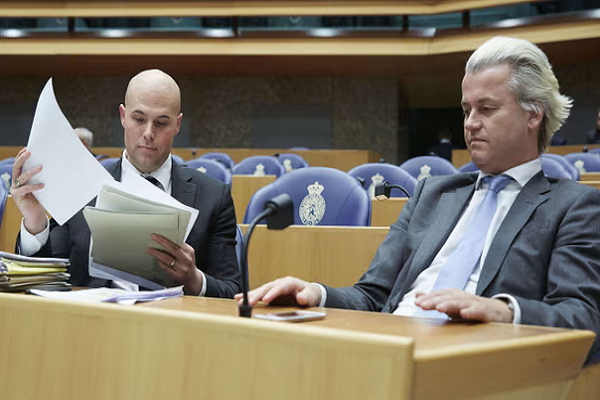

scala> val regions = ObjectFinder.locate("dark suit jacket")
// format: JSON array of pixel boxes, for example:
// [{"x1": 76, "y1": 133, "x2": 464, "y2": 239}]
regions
[
  {"x1": 325, "y1": 171, "x2": 600, "y2": 357},
  {"x1": 28, "y1": 158, "x2": 241, "y2": 298}
]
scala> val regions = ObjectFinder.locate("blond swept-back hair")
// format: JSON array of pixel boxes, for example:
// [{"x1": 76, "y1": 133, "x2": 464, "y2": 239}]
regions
[{"x1": 466, "y1": 36, "x2": 572, "y2": 153}]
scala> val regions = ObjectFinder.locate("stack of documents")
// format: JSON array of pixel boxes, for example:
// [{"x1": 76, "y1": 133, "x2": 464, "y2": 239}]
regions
[
  {"x1": 29, "y1": 285, "x2": 183, "y2": 305},
  {"x1": 0, "y1": 251, "x2": 70, "y2": 292},
  {"x1": 83, "y1": 183, "x2": 196, "y2": 289}
]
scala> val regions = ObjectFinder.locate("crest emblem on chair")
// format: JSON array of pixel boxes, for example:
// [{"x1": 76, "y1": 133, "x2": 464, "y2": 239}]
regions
[
  {"x1": 1, "y1": 172, "x2": 10, "y2": 189},
  {"x1": 417, "y1": 164, "x2": 432, "y2": 181},
  {"x1": 253, "y1": 163, "x2": 266, "y2": 177},
  {"x1": 283, "y1": 159, "x2": 293, "y2": 173},
  {"x1": 299, "y1": 181, "x2": 326, "y2": 226},
  {"x1": 574, "y1": 159, "x2": 587, "y2": 174},
  {"x1": 368, "y1": 173, "x2": 384, "y2": 199},
  {"x1": 197, "y1": 167, "x2": 207, "y2": 174}
]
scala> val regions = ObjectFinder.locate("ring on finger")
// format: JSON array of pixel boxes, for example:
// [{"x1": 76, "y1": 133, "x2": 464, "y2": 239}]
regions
[
  {"x1": 170, "y1": 259, "x2": 176, "y2": 268},
  {"x1": 13, "y1": 178, "x2": 20, "y2": 188}
]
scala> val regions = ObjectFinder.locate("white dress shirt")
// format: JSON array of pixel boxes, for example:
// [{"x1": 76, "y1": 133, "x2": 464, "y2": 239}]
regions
[{"x1": 316, "y1": 158, "x2": 542, "y2": 322}]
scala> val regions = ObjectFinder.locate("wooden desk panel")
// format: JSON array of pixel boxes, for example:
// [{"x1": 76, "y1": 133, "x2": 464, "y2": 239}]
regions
[
  {"x1": 371, "y1": 197, "x2": 407, "y2": 226},
  {"x1": 0, "y1": 196, "x2": 20, "y2": 252},
  {"x1": 140, "y1": 296, "x2": 594, "y2": 400},
  {"x1": 231, "y1": 175, "x2": 276, "y2": 223},
  {"x1": 580, "y1": 173, "x2": 600, "y2": 182},
  {"x1": 242, "y1": 225, "x2": 389, "y2": 289}
]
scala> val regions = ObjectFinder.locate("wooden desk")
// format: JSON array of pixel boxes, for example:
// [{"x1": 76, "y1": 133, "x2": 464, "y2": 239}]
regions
[
  {"x1": 0, "y1": 196, "x2": 20, "y2": 252},
  {"x1": 243, "y1": 225, "x2": 388, "y2": 289},
  {"x1": 231, "y1": 175, "x2": 276, "y2": 223},
  {"x1": 580, "y1": 173, "x2": 600, "y2": 182},
  {"x1": 1, "y1": 293, "x2": 591, "y2": 400},
  {"x1": 371, "y1": 197, "x2": 407, "y2": 226}
]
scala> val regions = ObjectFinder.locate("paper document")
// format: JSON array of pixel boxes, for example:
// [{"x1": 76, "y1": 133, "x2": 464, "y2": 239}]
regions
[
  {"x1": 29, "y1": 285, "x2": 184, "y2": 305},
  {"x1": 23, "y1": 78, "x2": 114, "y2": 225},
  {"x1": 85, "y1": 183, "x2": 198, "y2": 288}
]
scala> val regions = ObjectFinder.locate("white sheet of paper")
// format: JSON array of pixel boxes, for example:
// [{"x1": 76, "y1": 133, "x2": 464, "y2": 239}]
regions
[
  {"x1": 23, "y1": 78, "x2": 114, "y2": 225},
  {"x1": 103, "y1": 175, "x2": 199, "y2": 241}
]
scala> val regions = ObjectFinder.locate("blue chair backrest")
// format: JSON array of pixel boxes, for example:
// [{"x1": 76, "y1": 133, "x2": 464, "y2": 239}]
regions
[
  {"x1": 564, "y1": 153, "x2": 600, "y2": 173},
  {"x1": 541, "y1": 154, "x2": 579, "y2": 180},
  {"x1": 171, "y1": 154, "x2": 185, "y2": 165},
  {"x1": 588, "y1": 148, "x2": 600, "y2": 156},
  {"x1": 232, "y1": 156, "x2": 285, "y2": 178},
  {"x1": 235, "y1": 224, "x2": 244, "y2": 272},
  {"x1": 198, "y1": 152, "x2": 235, "y2": 170},
  {"x1": 458, "y1": 162, "x2": 480, "y2": 173},
  {"x1": 400, "y1": 156, "x2": 458, "y2": 181},
  {"x1": 0, "y1": 157, "x2": 15, "y2": 166},
  {"x1": 277, "y1": 153, "x2": 309, "y2": 172},
  {"x1": 244, "y1": 167, "x2": 371, "y2": 226},
  {"x1": 184, "y1": 158, "x2": 232, "y2": 185},
  {"x1": 0, "y1": 163, "x2": 13, "y2": 190},
  {"x1": 347, "y1": 163, "x2": 417, "y2": 198},
  {"x1": 100, "y1": 157, "x2": 119, "y2": 168},
  {"x1": 0, "y1": 180, "x2": 7, "y2": 227},
  {"x1": 541, "y1": 157, "x2": 573, "y2": 179}
]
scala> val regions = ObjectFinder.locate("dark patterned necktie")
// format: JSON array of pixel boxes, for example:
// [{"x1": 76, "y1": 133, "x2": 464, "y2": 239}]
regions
[{"x1": 142, "y1": 174, "x2": 164, "y2": 191}]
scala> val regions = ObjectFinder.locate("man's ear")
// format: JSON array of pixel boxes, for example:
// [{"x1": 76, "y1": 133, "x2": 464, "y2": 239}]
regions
[
  {"x1": 175, "y1": 113, "x2": 183, "y2": 135},
  {"x1": 119, "y1": 104, "x2": 126, "y2": 127},
  {"x1": 528, "y1": 104, "x2": 544, "y2": 132}
]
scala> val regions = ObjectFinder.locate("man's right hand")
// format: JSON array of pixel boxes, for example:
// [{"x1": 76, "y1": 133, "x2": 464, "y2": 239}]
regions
[
  {"x1": 10, "y1": 148, "x2": 47, "y2": 235},
  {"x1": 235, "y1": 276, "x2": 322, "y2": 308}
]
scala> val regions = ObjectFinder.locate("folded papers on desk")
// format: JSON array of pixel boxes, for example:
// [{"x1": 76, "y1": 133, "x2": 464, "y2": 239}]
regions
[
  {"x1": 0, "y1": 251, "x2": 70, "y2": 291},
  {"x1": 29, "y1": 285, "x2": 183, "y2": 305}
]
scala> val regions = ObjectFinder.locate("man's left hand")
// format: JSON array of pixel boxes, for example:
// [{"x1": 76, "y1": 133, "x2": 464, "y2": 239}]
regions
[
  {"x1": 148, "y1": 233, "x2": 203, "y2": 296},
  {"x1": 415, "y1": 289, "x2": 514, "y2": 323}
]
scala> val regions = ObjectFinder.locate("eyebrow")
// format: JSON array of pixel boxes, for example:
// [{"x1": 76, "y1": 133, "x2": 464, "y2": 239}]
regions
[
  {"x1": 461, "y1": 97, "x2": 499, "y2": 107},
  {"x1": 131, "y1": 110, "x2": 171, "y2": 120}
]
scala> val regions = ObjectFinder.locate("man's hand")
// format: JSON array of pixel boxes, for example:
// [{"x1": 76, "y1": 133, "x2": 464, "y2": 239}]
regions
[
  {"x1": 148, "y1": 233, "x2": 202, "y2": 296},
  {"x1": 10, "y1": 148, "x2": 47, "y2": 235},
  {"x1": 234, "y1": 276, "x2": 322, "y2": 308},
  {"x1": 415, "y1": 288, "x2": 514, "y2": 323}
]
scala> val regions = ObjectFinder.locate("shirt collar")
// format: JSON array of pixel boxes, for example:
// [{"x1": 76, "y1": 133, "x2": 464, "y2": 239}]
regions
[
  {"x1": 476, "y1": 158, "x2": 542, "y2": 190},
  {"x1": 121, "y1": 150, "x2": 173, "y2": 193}
]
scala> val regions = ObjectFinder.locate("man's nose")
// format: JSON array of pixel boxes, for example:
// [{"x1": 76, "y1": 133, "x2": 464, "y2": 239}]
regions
[
  {"x1": 142, "y1": 124, "x2": 154, "y2": 139},
  {"x1": 464, "y1": 112, "x2": 481, "y2": 131}
]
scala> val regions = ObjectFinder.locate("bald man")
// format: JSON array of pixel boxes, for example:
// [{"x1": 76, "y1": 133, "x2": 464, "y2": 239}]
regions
[{"x1": 11, "y1": 70, "x2": 241, "y2": 298}]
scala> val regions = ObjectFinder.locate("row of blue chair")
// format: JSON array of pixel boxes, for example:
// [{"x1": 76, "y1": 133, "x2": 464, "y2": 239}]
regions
[{"x1": 458, "y1": 152, "x2": 600, "y2": 180}]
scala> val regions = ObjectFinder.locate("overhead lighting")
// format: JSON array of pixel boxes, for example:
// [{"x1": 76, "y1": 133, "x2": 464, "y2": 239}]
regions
[
  {"x1": 100, "y1": 29, "x2": 129, "y2": 38},
  {"x1": 2, "y1": 29, "x2": 24, "y2": 38},
  {"x1": 310, "y1": 28, "x2": 339, "y2": 38},
  {"x1": 204, "y1": 28, "x2": 235, "y2": 38}
]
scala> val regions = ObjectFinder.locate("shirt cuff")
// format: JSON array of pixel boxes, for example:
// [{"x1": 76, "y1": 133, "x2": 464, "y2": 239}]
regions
[
  {"x1": 492, "y1": 294, "x2": 522, "y2": 324},
  {"x1": 197, "y1": 270, "x2": 207, "y2": 297},
  {"x1": 312, "y1": 283, "x2": 327, "y2": 307},
  {"x1": 19, "y1": 217, "x2": 50, "y2": 256}
]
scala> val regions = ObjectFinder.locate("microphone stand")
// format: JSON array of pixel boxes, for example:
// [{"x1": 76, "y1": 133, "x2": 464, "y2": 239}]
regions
[
  {"x1": 239, "y1": 194, "x2": 293, "y2": 318},
  {"x1": 374, "y1": 181, "x2": 411, "y2": 199}
]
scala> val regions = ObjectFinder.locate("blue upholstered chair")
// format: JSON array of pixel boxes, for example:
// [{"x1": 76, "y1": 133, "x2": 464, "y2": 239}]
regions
[
  {"x1": 458, "y1": 162, "x2": 480, "y2": 173},
  {"x1": 541, "y1": 157, "x2": 573, "y2": 179},
  {"x1": 277, "y1": 153, "x2": 309, "y2": 172},
  {"x1": 0, "y1": 181, "x2": 7, "y2": 228},
  {"x1": 235, "y1": 224, "x2": 244, "y2": 272},
  {"x1": 0, "y1": 157, "x2": 15, "y2": 166},
  {"x1": 588, "y1": 148, "x2": 600, "y2": 156},
  {"x1": 541, "y1": 154, "x2": 579, "y2": 180},
  {"x1": 171, "y1": 154, "x2": 185, "y2": 165},
  {"x1": 198, "y1": 152, "x2": 235, "y2": 170},
  {"x1": 244, "y1": 167, "x2": 371, "y2": 226},
  {"x1": 564, "y1": 153, "x2": 600, "y2": 174},
  {"x1": 184, "y1": 158, "x2": 232, "y2": 185},
  {"x1": 400, "y1": 156, "x2": 458, "y2": 181},
  {"x1": 0, "y1": 163, "x2": 13, "y2": 190},
  {"x1": 347, "y1": 163, "x2": 417, "y2": 198},
  {"x1": 99, "y1": 157, "x2": 119, "y2": 168},
  {"x1": 232, "y1": 156, "x2": 285, "y2": 178}
]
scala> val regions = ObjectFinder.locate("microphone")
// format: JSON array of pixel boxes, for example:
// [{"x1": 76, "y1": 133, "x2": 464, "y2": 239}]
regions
[
  {"x1": 374, "y1": 181, "x2": 411, "y2": 200},
  {"x1": 355, "y1": 176, "x2": 366, "y2": 188},
  {"x1": 239, "y1": 193, "x2": 294, "y2": 318}
]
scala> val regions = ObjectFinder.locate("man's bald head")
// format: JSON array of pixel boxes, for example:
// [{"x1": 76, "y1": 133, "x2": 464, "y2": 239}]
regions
[{"x1": 124, "y1": 69, "x2": 181, "y2": 115}]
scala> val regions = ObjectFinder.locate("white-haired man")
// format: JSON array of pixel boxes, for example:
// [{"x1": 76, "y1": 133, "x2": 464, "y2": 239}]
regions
[{"x1": 240, "y1": 37, "x2": 600, "y2": 360}]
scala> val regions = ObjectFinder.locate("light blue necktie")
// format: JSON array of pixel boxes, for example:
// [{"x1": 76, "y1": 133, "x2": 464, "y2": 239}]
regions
[{"x1": 415, "y1": 174, "x2": 513, "y2": 319}]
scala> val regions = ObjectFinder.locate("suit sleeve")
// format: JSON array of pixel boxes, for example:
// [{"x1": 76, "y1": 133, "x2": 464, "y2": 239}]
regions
[
  {"x1": 323, "y1": 178, "x2": 427, "y2": 311},
  {"x1": 202, "y1": 183, "x2": 242, "y2": 298},
  {"x1": 516, "y1": 188, "x2": 600, "y2": 360}
]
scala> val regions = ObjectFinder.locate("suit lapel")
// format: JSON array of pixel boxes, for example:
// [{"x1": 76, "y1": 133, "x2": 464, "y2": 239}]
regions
[
  {"x1": 476, "y1": 172, "x2": 550, "y2": 295},
  {"x1": 171, "y1": 160, "x2": 197, "y2": 208}
]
